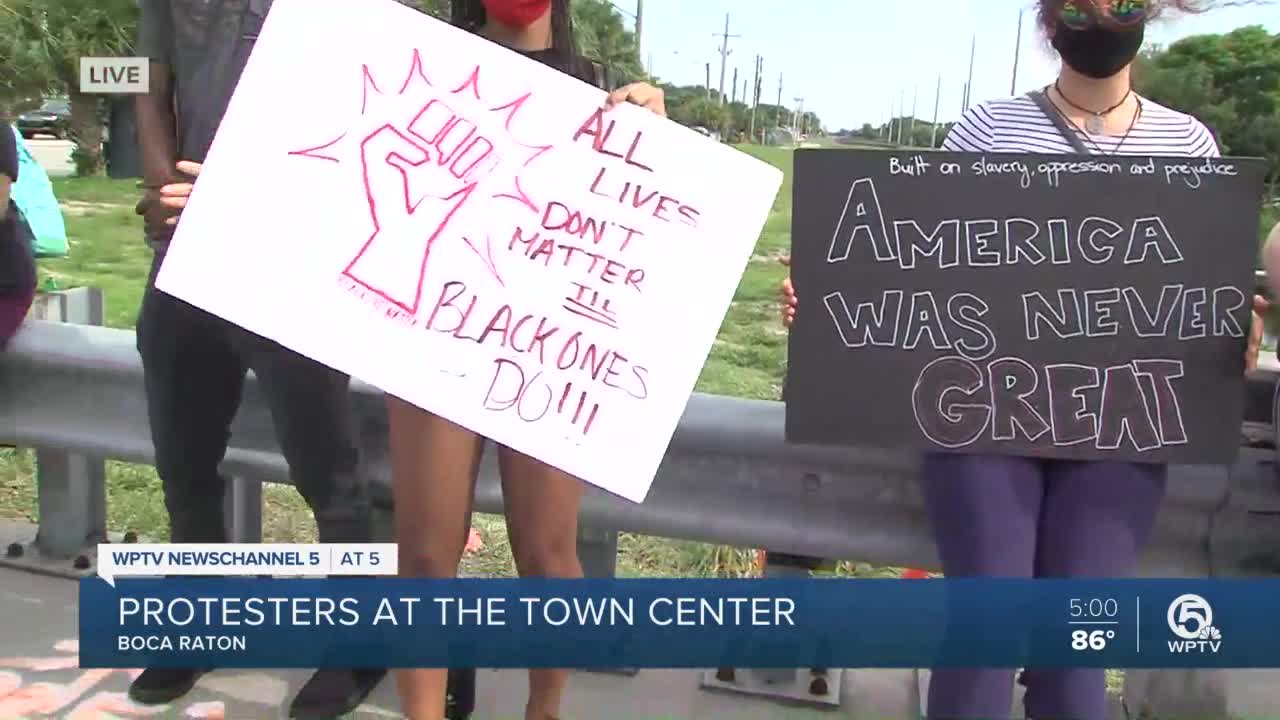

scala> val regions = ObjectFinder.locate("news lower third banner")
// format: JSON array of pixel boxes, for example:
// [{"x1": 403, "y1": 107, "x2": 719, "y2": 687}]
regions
[{"x1": 79, "y1": 578, "x2": 1280, "y2": 669}]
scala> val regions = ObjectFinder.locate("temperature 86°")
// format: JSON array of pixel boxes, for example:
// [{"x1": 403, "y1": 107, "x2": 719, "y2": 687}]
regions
[{"x1": 1071, "y1": 629, "x2": 1115, "y2": 651}]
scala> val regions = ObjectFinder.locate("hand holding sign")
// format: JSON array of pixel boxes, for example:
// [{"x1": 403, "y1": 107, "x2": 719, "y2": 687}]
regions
[
  {"x1": 134, "y1": 161, "x2": 202, "y2": 235},
  {"x1": 604, "y1": 82, "x2": 666, "y2": 117},
  {"x1": 778, "y1": 255, "x2": 796, "y2": 328},
  {"x1": 159, "y1": 161, "x2": 202, "y2": 223}
]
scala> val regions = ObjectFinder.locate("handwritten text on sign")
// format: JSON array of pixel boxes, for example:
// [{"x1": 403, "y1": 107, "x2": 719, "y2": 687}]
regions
[
  {"x1": 785, "y1": 150, "x2": 1266, "y2": 463},
  {"x1": 154, "y1": 0, "x2": 782, "y2": 502}
]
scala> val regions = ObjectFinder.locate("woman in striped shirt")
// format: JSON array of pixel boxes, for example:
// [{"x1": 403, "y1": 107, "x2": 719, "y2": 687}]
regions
[{"x1": 781, "y1": 1, "x2": 1265, "y2": 718}]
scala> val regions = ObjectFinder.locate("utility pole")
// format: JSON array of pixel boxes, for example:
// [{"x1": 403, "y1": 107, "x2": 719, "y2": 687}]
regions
[
  {"x1": 1010, "y1": 9, "x2": 1024, "y2": 95},
  {"x1": 961, "y1": 82, "x2": 969, "y2": 113},
  {"x1": 964, "y1": 34, "x2": 976, "y2": 111},
  {"x1": 635, "y1": 0, "x2": 644, "y2": 61},
  {"x1": 705, "y1": 63, "x2": 712, "y2": 100},
  {"x1": 908, "y1": 86, "x2": 918, "y2": 145},
  {"x1": 775, "y1": 72, "x2": 783, "y2": 130},
  {"x1": 930, "y1": 73, "x2": 942, "y2": 148},
  {"x1": 749, "y1": 55, "x2": 762, "y2": 140},
  {"x1": 731, "y1": 67, "x2": 739, "y2": 104},
  {"x1": 713, "y1": 13, "x2": 740, "y2": 105},
  {"x1": 896, "y1": 89, "x2": 904, "y2": 144}
]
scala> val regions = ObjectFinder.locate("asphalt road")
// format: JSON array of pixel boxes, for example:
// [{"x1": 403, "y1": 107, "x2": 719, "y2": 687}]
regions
[{"x1": 23, "y1": 138, "x2": 75, "y2": 178}]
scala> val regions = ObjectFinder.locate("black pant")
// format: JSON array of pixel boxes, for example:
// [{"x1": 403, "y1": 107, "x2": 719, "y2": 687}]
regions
[{"x1": 136, "y1": 254, "x2": 371, "y2": 544}]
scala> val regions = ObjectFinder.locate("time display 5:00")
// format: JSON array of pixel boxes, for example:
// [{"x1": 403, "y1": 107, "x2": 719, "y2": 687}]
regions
[{"x1": 1069, "y1": 598, "x2": 1119, "y2": 618}]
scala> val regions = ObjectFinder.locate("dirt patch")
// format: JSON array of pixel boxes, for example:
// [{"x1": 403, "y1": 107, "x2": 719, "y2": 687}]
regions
[
  {"x1": 59, "y1": 200, "x2": 131, "y2": 216},
  {"x1": 749, "y1": 249, "x2": 789, "y2": 264}
]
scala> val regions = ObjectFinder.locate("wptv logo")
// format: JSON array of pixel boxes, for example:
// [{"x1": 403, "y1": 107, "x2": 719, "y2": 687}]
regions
[{"x1": 1166, "y1": 593, "x2": 1223, "y2": 654}]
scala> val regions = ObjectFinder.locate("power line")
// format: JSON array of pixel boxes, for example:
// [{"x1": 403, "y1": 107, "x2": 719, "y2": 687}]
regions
[{"x1": 713, "y1": 13, "x2": 740, "y2": 105}]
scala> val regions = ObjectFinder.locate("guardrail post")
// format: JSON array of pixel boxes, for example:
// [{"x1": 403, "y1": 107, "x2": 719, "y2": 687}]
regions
[
  {"x1": 28, "y1": 289, "x2": 109, "y2": 566},
  {"x1": 576, "y1": 526, "x2": 638, "y2": 677},
  {"x1": 700, "y1": 551, "x2": 842, "y2": 707},
  {"x1": 223, "y1": 476, "x2": 264, "y2": 544},
  {"x1": 576, "y1": 526, "x2": 618, "y2": 578}
]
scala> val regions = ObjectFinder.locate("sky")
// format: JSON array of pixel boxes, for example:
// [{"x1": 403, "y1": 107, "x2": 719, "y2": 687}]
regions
[{"x1": 618, "y1": 1, "x2": 1279, "y2": 131}]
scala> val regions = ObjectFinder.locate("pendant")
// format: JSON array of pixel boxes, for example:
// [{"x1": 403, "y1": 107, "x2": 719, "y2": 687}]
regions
[{"x1": 1084, "y1": 114, "x2": 1105, "y2": 134}]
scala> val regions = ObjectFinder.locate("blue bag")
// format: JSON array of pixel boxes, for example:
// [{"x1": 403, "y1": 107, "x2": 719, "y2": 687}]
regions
[{"x1": 9, "y1": 126, "x2": 68, "y2": 258}]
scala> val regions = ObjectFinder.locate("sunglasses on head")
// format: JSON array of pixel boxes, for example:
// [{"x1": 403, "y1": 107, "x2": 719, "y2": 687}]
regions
[{"x1": 1059, "y1": 0, "x2": 1150, "y2": 30}]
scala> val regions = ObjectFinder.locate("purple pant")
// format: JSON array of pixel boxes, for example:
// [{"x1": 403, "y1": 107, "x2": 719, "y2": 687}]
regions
[
  {"x1": 921, "y1": 453, "x2": 1166, "y2": 720},
  {"x1": 0, "y1": 288, "x2": 34, "y2": 351}
]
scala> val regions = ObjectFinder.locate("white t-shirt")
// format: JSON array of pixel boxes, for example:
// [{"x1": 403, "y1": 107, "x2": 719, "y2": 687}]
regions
[{"x1": 941, "y1": 92, "x2": 1220, "y2": 157}]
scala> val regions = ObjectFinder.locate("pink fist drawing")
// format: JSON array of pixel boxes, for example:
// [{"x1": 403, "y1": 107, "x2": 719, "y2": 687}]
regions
[
  {"x1": 290, "y1": 58, "x2": 554, "y2": 317},
  {"x1": 342, "y1": 98, "x2": 501, "y2": 314}
]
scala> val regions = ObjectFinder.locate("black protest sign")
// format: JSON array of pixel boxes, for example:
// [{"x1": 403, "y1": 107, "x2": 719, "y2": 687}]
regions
[{"x1": 785, "y1": 150, "x2": 1268, "y2": 464}]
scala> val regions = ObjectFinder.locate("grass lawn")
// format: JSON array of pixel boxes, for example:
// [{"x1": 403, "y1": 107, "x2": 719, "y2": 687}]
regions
[{"x1": 0, "y1": 145, "x2": 903, "y2": 581}]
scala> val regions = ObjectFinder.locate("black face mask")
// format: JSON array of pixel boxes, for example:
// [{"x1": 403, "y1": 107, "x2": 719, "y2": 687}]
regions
[{"x1": 1051, "y1": 20, "x2": 1145, "y2": 79}]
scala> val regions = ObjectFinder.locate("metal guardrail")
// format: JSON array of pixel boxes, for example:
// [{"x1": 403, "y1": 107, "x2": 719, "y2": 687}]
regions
[
  {"x1": 3, "y1": 308, "x2": 1280, "y2": 715},
  {"x1": 4, "y1": 318, "x2": 1280, "y2": 578}
]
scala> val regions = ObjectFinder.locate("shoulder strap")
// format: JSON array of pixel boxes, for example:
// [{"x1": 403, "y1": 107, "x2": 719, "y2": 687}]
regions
[{"x1": 1027, "y1": 89, "x2": 1091, "y2": 155}]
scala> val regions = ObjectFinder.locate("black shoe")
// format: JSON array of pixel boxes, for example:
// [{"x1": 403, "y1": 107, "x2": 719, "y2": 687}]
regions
[
  {"x1": 289, "y1": 668, "x2": 387, "y2": 718},
  {"x1": 446, "y1": 668, "x2": 476, "y2": 720},
  {"x1": 127, "y1": 667, "x2": 209, "y2": 705}
]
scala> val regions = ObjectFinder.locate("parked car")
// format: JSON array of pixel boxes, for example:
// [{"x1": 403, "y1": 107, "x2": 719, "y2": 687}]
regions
[{"x1": 16, "y1": 99, "x2": 71, "y2": 140}]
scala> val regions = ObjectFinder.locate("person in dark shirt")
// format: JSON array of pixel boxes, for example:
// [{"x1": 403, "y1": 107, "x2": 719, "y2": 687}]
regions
[
  {"x1": 131, "y1": 2, "x2": 386, "y2": 716},
  {"x1": 0, "y1": 122, "x2": 36, "y2": 350}
]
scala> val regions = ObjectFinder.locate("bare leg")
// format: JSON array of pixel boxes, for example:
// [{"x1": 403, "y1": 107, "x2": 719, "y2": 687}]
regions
[
  {"x1": 498, "y1": 449, "x2": 584, "y2": 720},
  {"x1": 388, "y1": 396, "x2": 481, "y2": 720}
]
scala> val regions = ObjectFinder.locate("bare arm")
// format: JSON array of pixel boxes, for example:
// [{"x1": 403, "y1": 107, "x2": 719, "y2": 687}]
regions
[
  {"x1": 133, "y1": 0, "x2": 180, "y2": 235},
  {"x1": 136, "y1": 65, "x2": 177, "y2": 189},
  {"x1": 1265, "y1": 221, "x2": 1280, "y2": 298}
]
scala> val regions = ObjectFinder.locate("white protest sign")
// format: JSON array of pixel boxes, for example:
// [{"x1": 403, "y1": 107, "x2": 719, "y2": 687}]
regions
[{"x1": 155, "y1": 0, "x2": 783, "y2": 502}]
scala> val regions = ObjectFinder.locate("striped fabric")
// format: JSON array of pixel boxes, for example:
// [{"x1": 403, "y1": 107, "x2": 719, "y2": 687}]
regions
[{"x1": 942, "y1": 91, "x2": 1219, "y2": 157}]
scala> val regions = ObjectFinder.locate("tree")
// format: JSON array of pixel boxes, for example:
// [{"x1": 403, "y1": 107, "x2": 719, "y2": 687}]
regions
[
  {"x1": 668, "y1": 96, "x2": 728, "y2": 131},
  {"x1": 571, "y1": 0, "x2": 643, "y2": 83},
  {"x1": 0, "y1": 4, "x2": 56, "y2": 117},
  {"x1": 6, "y1": 0, "x2": 139, "y2": 175},
  {"x1": 1135, "y1": 26, "x2": 1280, "y2": 188}
]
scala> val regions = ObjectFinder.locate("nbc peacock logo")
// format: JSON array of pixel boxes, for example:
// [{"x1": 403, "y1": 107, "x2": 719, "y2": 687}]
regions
[{"x1": 1166, "y1": 594, "x2": 1222, "y2": 654}]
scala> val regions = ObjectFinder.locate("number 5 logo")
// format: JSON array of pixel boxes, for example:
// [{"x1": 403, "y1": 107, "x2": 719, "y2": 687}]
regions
[{"x1": 1166, "y1": 593, "x2": 1213, "y2": 640}]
